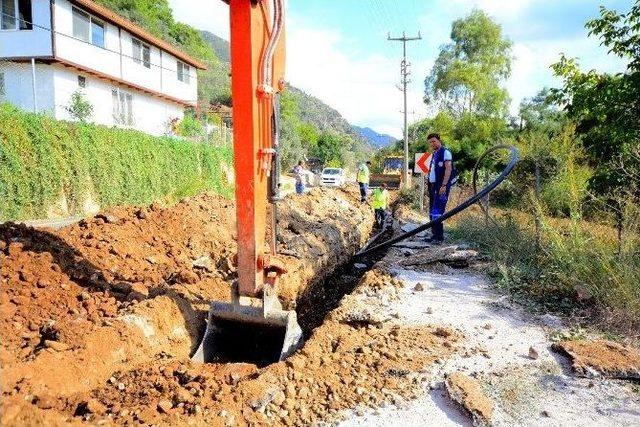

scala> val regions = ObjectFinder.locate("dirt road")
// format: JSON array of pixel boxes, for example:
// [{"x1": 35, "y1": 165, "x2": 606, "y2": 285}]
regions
[{"x1": 341, "y1": 219, "x2": 640, "y2": 426}]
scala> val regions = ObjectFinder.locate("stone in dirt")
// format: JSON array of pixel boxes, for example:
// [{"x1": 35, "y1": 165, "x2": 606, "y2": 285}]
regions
[
  {"x1": 44, "y1": 340, "x2": 69, "y2": 352},
  {"x1": 528, "y1": 346, "x2": 539, "y2": 360},
  {"x1": 552, "y1": 339, "x2": 640, "y2": 380},
  {"x1": 157, "y1": 399, "x2": 173, "y2": 413},
  {"x1": 445, "y1": 372, "x2": 493, "y2": 426},
  {"x1": 192, "y1": 256, "x2": 213, "y2": 271},
  {"x1": 434, "y1": 327, "x2": 452, "y2": 338},
  {"x1": 127, "y1": 282, "x2": 149, "y2": 301},
  {"x1": 413, "y1": 283, "x2": 425, "y2": 291},
  {"x1": 36, "y1": 395, "x2": 56, "y2": 410}
]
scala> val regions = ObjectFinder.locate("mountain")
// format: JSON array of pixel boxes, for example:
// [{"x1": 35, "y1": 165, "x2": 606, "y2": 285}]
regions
[
  {"x1": 199, "y1": 31, "x2": 367, "y2": 144},
  {"x1": 200, "y1": 31, "x2": 230, "y2": 63},
  {"x1": 285, "y1": 86, "x2": 363, "y2": 141},
  {"x1": 352, "y1": 126, "x2": 397, "y2": 148}
]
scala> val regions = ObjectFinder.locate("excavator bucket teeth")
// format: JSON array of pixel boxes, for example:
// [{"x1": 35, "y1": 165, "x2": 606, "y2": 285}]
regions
[{"x1": 192, "y1": 301, "x2": 303, "y2": 366}]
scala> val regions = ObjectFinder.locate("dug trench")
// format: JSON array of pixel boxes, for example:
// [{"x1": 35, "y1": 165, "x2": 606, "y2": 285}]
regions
[{"x1": 0, "y1": 188, "x2": 460, "y2": 426}]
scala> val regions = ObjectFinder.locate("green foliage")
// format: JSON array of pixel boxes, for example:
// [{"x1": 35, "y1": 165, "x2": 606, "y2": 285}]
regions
[
  {"x1": 425, "y1": 9, "x2": 512, "y2": 117},
  {"x1": 0, "y1": 104, "x2": 233, "y2": 221},
  {"x1": 550, "y1": 2, "x2": 640, "y2": 198},
  {"x1": 176, "y1": 110, "x2": 204, "y2": 137},
  {"x1": 313, "y1": 132, "x2": 344, "y2": 167},
  {"x1": 277, "y1": 89, "x2": 372, "y2": 172},
  {"x1": 454, "y1": 205, "x2": 640, "y2": 331},
  {"x1": 65, "y1": 90, "x2": 94, "y2": 122},
  {"x1": 419, "y1": 10, "x2": 512, "y2": 171}
]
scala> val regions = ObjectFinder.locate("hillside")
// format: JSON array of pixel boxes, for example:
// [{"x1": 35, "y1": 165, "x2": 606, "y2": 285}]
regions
[
  {"x1": 200, "y1": 30, "x2": 230, "y2": 63},
  {"x1": 198, "y1": 31, "x2": 363, "y2": 141},
  {"x1": 352, "y1": 126, "x2": 397, "y2": 148},
  {"x1": 285, "y1": 86, "x2": 363, "y2": 141}
]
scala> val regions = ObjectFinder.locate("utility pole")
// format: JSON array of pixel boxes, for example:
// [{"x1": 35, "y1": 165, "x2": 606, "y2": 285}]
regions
[{"x1": 388, "y1": 31, "x2": 421, "y2": 188}]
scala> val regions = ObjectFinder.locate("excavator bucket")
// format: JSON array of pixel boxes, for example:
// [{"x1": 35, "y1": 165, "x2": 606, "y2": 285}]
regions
[{"x1": 192, "y1": 287, "x2": 303, "y2": 366}]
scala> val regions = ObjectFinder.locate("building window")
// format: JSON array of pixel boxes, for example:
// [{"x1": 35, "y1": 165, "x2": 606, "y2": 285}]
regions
[
  {"x1": 112, "y1": 89, "x2": 133, "y2": 126},
  {"x1": 177, "y1": 61, "x2": 190, "y2": 84},
  {"x1": 78, "y1": 75, "x2": 86, "y2": 88},
  {"x1": 132, "y1": 38, "x2": 150, "y2": 68},
  {"x1": 72, "y1": 7, "x2": 104, "y2": 48},
  {"x1": 1, "y1": 0, "x2": 32, "y2": 30}
]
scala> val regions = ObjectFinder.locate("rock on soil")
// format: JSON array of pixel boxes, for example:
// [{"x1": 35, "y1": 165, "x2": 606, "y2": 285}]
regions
[
  {"x1": 445, "y1": 372, "x2": 494, "y2": 426},
  {"x1": 552, "y1": 339, "x2": 640, "y2": 379}
]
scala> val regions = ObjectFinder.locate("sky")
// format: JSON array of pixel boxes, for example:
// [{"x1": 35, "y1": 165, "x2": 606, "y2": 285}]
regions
[{"x1": 168, "y1": 0, "x2": 633, "y2": 138}]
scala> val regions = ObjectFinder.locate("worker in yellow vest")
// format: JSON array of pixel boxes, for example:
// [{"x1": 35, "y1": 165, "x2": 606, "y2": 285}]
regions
[
  {"x1": 357, "y1": 161, "x2": 371, "y2": 202},
  {"x1": 371, "y1": 183, "x2": 389, "y2": 228}
]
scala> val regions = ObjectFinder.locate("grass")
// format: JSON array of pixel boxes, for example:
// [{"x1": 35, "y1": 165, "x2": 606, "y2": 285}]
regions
[{"x1": 450, "y1": 203, "x2": 640, "y2": 338}]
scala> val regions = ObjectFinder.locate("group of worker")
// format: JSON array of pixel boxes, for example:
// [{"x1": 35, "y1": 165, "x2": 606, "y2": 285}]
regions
[
  {"x1": 357, "y1": 133, "x2": 454, "y2": 244},
  {"x1": 291, "y1": 133, "x2": 453, "y2": 243}
]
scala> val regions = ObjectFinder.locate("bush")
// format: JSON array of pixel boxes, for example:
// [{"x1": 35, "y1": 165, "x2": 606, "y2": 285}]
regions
[
  {"x1": 0, "y1": 103, "x2": 233, "y2": 221},
  {"x1": 453, "y1": 203, "x2": 640, "y2": 333}
]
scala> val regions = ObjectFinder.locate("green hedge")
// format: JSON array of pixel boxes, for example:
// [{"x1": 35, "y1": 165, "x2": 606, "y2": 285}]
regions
[{"x1": 0, "y1": 103, "x2": 233, "y2": 221}]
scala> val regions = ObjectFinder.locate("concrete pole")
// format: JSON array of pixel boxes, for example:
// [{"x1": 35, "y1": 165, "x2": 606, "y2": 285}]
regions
[
  {"x1": 388, "y1": 32, "x2": 421, "y2": 189},
  {"x1": 31, "y1": 58, "x2": 38, "y2": 113}
]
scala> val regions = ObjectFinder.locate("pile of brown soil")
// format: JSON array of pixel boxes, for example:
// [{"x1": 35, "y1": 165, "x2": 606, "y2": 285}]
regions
[
  {"x1": 3, "y1": 267, "x2": 458, "y2": 426},
  {"x1": 2, "y1": 187, "x2": 457, "y2": 426},
  {"x1": 552, "y1": 339, "x2": 640, "y2": 380}
]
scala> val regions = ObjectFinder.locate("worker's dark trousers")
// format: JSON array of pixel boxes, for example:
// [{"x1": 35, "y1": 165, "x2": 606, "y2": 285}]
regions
[
  {"x1": 358, "y1": 182, "x2": 368, "y2": 202},
  {"x1": 375, "y1": 208, "x2": 386, "y2": 228},
  {"x1": 429, "y1": 186, "x2": 449, "y2": 241}
]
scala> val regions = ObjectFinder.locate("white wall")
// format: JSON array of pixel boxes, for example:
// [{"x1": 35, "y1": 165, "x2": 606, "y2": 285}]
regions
[
  {"x1": 52, "y1": 64, "x2": 184, "y2": 136},
  {"x1": 53, "y1": 0, "x2": 197, "y2": 104},
  {"x1": 0, "y1": 0, "x2": 53, "y2": 58},
  {"x1": 161, "y1": 53, "x2": 197, "y2": 104},
  {"x1": 53, "y1": 0, "x2": 120, "y2": 76},
  {"x1": 0, "y1": 61, "x2": 55, "y2": 113}
]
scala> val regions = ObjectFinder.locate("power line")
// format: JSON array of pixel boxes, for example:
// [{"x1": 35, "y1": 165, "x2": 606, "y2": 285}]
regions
[{"x1": 388, "y1": 31, "x2": 422, "y2": 189}]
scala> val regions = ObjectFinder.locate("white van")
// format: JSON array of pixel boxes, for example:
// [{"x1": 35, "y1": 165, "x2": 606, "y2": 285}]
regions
[{"x1": 320, "y1": 168, "x2": 346, "y2": 187}]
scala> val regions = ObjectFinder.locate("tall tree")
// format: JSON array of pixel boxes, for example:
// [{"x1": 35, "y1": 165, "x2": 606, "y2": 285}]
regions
[
  {"x1": 423, "y1": 10, "x2": 513, "y2": 170},
  {"x1": 425, "y1": 10, "x2": 512, "y2": 117},
  {"x1": 551, "y1": 1, "x2": 640, "y2": 198}
]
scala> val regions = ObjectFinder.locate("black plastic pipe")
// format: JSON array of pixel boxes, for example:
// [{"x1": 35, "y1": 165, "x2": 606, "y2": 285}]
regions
[{"x1": 355, "y1": 144, "x2": 519, "y2": 257}]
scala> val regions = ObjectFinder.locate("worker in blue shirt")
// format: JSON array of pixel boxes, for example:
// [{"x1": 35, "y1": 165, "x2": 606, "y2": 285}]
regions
[{"x1": 426, "y1": 133, "x2": 455, "y2": 244}]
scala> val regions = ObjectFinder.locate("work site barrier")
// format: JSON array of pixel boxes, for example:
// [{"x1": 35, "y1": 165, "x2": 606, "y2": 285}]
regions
[{"x1": 356, "y1": 145, "x2": 520, "y2": 256}]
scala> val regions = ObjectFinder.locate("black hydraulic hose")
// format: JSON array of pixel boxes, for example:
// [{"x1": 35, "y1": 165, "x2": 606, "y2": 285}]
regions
[{"x1": 355, "y1": 144, "x2": 519, "y2": 257}]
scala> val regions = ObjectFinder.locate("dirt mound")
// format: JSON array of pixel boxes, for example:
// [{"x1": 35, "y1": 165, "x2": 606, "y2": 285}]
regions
[
  {"x1": 52, "y1": 321, "x2": 455, "y2": 426},
  {"x1": 445, "y1": 372, "x2": 494, "y2": 426},
  {"x1": 2, "y1": 187, "x2": 420, "y2": 425},
  {"x1": 552, "y1": 339, "x2": 640, "y2": 379}
]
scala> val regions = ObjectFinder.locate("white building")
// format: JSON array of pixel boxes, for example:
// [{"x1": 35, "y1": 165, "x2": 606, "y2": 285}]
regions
[{"x1": 0, "y1": 0, "x2": 205, "y2": 135}]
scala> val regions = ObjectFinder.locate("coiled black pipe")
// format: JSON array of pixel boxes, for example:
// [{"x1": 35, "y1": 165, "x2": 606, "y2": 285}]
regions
[{"x1": 355, "y1": 144, "x2": 519, "y2": 257}]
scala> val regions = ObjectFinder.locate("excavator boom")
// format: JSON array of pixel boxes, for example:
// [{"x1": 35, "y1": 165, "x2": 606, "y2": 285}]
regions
[{"x1": 193, "y1": 0, "x2": 302, "y2": 365}]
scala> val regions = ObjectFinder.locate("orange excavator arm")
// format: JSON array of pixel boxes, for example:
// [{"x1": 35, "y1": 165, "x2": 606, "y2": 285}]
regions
[
  {"x1": 229, "y1": 0, "x2": 286, "y2": 298},
  {"x1": 193, "y1": 0, "x2": 302, "y2": 365}
]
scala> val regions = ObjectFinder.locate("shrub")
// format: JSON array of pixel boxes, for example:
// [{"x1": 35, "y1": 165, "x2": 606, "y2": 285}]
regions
[
  {"x1": 0, "y1": 103, "x2": 233, "y2": 221},
  {"x1": 65, "y1": 90, "x2": 93, "y2": 122},
  {"x1": 453, "y1": 203, "x2": 640, "y2": 333}
]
